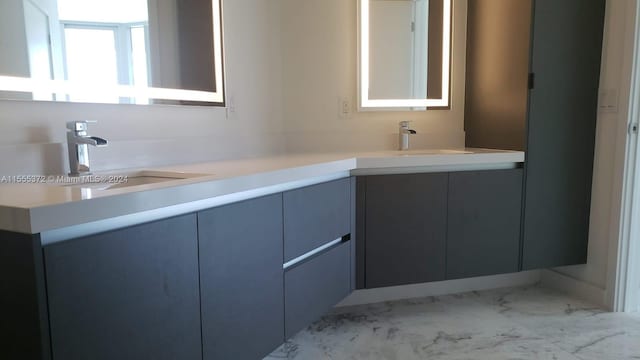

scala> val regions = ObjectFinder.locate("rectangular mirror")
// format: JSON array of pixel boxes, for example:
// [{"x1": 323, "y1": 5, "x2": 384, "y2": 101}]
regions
[
  {"x1": 359, "y1": 0, "x2": 451, "y2": 109},
  {"x1": 0, "y1": 0, "x2": 225, "y2": 106}
]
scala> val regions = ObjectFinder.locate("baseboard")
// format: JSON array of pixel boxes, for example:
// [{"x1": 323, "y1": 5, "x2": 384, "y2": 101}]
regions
[
  {"x1": 540, "y1": 269, "x2": 608, "y2": 308},
  {"x1": 337, "y1": 270, "x2": 542, "y2": 307}
]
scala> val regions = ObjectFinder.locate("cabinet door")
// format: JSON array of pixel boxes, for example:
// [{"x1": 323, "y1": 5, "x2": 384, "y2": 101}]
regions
[
  {"x1": 44, "y1": 214, "x2": 201, "y2": 360},
  {"x1": 0, "y1": 231, "x2": 50, "y2": 360},
  {"x1": 285, "y1": 241, "x2": 352, "y2": 339},
  {"x1": 198, "y1": 194, "x2": 284, "y2": 360},
  {"x1": 447, "y1": 169, "x2": 523, "y2": 279},
  {"x1": 283, "y1": 178, "x2": 351, "y2": 262},
  {"x1": 523, "y1": 0, "x2": 606, "y2": 269},
  {"x1": 365, "y1": 173, "x2": 448, "y2": 288}
]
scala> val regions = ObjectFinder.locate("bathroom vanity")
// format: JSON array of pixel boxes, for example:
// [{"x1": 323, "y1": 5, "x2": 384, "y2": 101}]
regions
[
  {"x1": 357, "y1": 169, "x2": 523, "y2": 289},
  {"x1": 42, "y1": 178, "x2": 354, "y2": 360},
  {"x1": 1, "y1": 150, "x2": 526, "y2": 360}
]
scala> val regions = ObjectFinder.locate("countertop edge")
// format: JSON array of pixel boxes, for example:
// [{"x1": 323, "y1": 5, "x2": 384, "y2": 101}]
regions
[{"x1": 1, "y1": 151, "x2": 525, "y2": 234}]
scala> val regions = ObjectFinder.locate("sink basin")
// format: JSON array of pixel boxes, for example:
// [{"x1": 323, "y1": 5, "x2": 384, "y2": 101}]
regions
[
  {"x1": 394, "y1": 149, "x2": 474, "y2": 156},
  {"x1": 55, "y1": 170, "x2": 210, "y2": 190}
]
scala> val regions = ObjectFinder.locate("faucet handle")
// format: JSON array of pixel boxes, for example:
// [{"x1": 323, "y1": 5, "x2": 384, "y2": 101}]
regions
[
  {"x1": 66, "y1": 120, "x2": 97, "y2": 132},
  {"x1": 399, "y1": 121, "x2": 412, "y2": 128}
]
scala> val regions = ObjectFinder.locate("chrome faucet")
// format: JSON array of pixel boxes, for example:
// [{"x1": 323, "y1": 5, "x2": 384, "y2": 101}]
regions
[
  {"x1": 399, "y1": 121, "x2": 417, "y2": 151},
  {"x1": 66, "y1": 121, "x2": 108, "y2": 176}
]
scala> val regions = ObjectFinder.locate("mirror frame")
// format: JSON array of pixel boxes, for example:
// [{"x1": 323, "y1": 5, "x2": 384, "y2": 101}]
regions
[
  {"x1": 0, "y1": 0, "x2": 226, "y2": 106},
  {"x1": 358, "y1": 0, "x2": 452, "y2": 110}
]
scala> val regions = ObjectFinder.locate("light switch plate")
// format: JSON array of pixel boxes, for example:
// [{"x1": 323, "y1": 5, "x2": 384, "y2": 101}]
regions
[{"x1": 339, "y1": 97, "x2": 352, "y2": 119}]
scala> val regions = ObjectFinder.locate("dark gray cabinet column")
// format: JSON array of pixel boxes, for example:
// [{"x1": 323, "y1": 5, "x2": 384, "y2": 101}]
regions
[
  {"x1": 44, "y1": 214, "x2": 202, "y2": 360},
  {"x1": 522, "y1": 0, "x2": 606, "y2": 269},
  {"x1": 0, "y1": 231, "x2": 50, "y2": 360},
  {"x1": 198, "y1": 194, "x2": 284, "y2": 360},
  {"x1": 447, "y1": 169, "x2": 523, "y2": 279},
  {"x1": 364, "y1": 173, "x2": 448, "y2": 288}
]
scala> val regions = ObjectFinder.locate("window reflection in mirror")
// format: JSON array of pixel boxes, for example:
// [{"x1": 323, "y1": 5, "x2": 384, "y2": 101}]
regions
[
  {"x1": 0, "y1": 0, "x2": 225, "y2": 106},
  {"x1": 360, "y1": 0, "x2": 451, "y2": 109},
  {"x1": 58, "y1": 0, "x2": 150, "y2": 103}
]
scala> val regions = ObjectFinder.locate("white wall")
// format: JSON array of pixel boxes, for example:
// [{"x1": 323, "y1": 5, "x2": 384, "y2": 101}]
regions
[
  {"x1": 0, "y1": 0, "x2": 286, "y2": 176},
  {"x1": 280, "y1": 0, "x2": 467, "y2": 153}
]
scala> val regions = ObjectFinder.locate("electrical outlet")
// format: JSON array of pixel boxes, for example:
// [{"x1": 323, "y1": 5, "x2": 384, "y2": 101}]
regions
[{"x1": 339, "y1": 97, "x2": 352, "y2": 119}]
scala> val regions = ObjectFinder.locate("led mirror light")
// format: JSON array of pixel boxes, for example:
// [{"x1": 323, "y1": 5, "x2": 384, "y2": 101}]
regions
[
  {"x1": 0, "y1": 0, "x2": 225, "y2": 105},
  {"x1": 0, "y1": 76, "x2": 222, "y2": 103},
  {"x1": 211, "y1": 0, "x2": 225, "y2": 104},
  {"x1": 359, "y1": 0, "x2": 451, "y2": 109}
]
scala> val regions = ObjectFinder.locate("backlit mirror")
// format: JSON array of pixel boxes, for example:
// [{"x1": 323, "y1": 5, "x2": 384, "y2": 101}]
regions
[
  {"x1": 0, "y1": 0, "x2": 225, "y2": 106},
  {"x1": 359, "y1": 0, "x2": 451, "y2": 109}
]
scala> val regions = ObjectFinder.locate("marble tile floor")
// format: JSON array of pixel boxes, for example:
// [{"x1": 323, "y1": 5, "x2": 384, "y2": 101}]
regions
[{"x1": 266, "y1": 285, "x2": 640, "y2": 360}]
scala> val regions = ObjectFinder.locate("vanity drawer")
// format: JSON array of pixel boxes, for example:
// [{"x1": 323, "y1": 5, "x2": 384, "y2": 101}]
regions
[
  {"x1": 284, "y1": 241, "x2": 352, "y2": 339},
  {"x1": 283, "y1": 178, "x2": 351, "y2": 262}
]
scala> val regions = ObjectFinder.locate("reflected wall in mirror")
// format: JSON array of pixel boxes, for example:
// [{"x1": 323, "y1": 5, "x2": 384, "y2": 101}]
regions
[
  {"x1": 359, "y1": 0, "x2": 451, "y2": 109},
  {"x1": 0, "y1": 0, "x2": 225, "y2": 106}
]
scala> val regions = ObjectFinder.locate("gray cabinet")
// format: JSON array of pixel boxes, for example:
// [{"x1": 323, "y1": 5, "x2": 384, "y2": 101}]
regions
[
  {"x1": 364, "y1": 173, "x2": 448, "y2": 288},
  {"x1": 0, "y1": 231, "x2": 50, "y2": 360},
  {"x1": 522, "y1": 0, "x2": 606, "y2": 270},
  {"x1": 44, "y1": 214, "x2": 202, "y2": 360},
  {"x1": 198, "y1": 194, "x2": 284, "y2": 360},
  {"x1": 446, "y1": 169, "x2": 523, "y2": 279},
  {"x1": 6, "y1": 178, "x2": 357, "y2": 360},
  {"x1": 359, "y1": 170, "x2": 525, "y2": 288},
  {"x1": 283, "y1": 178, "x2": 351, "y2": 262},
  {"x1": 284, "y1": 241, "x2": 352, "y2": 338}
]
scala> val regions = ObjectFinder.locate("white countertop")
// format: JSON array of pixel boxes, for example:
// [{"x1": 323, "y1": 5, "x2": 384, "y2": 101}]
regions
[{"x1": 0, "y1": 148, "x2": 524, "y2": 234}]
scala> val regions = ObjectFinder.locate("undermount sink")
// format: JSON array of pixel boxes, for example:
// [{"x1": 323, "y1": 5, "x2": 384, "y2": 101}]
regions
[
  {"x1": 56, "y1": 171, "x2": 210, "y2": 191},
  {"x1": 394, "y1": 149, "x2": 475, "y2": 156}
]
